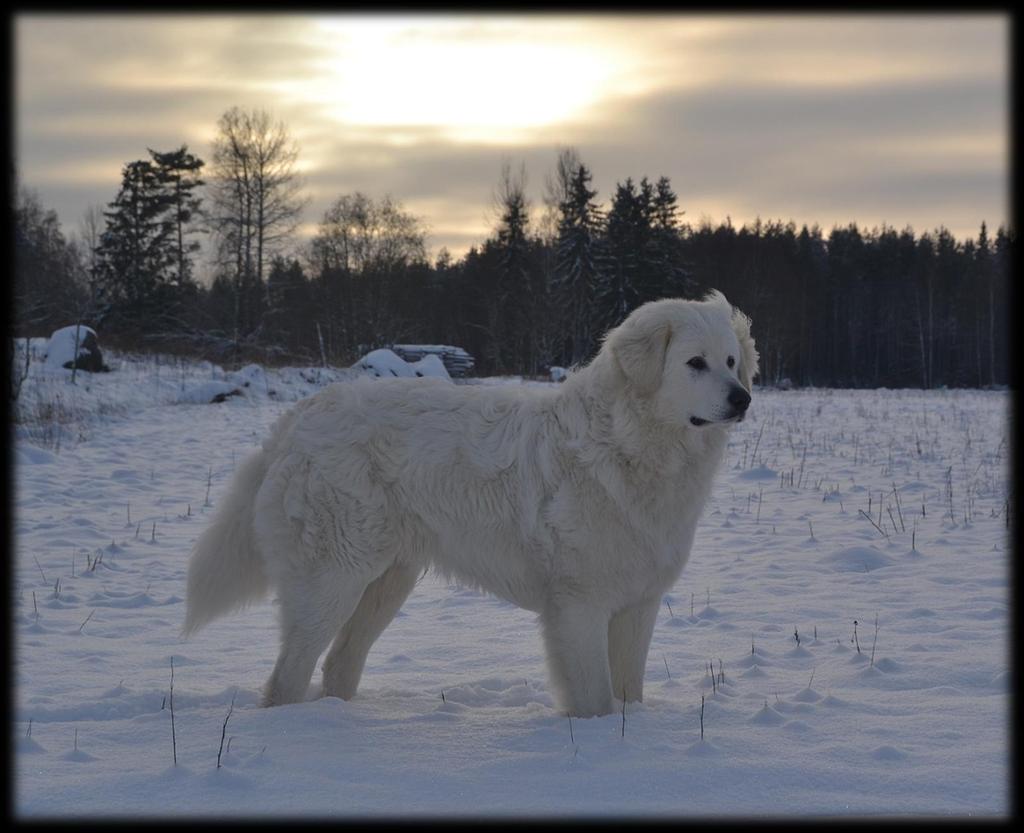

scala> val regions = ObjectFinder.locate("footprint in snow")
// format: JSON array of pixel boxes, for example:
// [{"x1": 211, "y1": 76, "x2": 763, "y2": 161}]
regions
[
  {"x1": 871, "y1": 745, "x2": 909, "y2": 762},
  {"x1": 819, "y1": 546, "x2": 895, "y2": 572},
  {"x1": 782, "y1": 719, "x2": 814, "y2": 735},
  {"x1": 907, "y1": 608, "x2": 937, "y2": 618},
  {"x1": 385, "y1": 654, "x2": 413, "y2": 664}
]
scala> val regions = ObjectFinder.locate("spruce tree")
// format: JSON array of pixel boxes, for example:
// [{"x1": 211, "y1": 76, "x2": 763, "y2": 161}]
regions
[
  {"x1": 649, "y1": 176, "x2": 694, "y2": 299},
  {"x1": 972, "y1": 222, "x2": 996, "y2": 386},
  {"x1": 597, "y1": 177, "x2": 645, "y2": 334},
  {"x1": 991, "y1": 225, "x2": 1012, "y2": 386},
  {"x1": 553, "y1": 163, "x2": 606, "y2": 366},
  {"x1": 492, "y1": 162, "x2": 534, "y2": 373},
  {"x1": 96, "y1": 159, "x2": 176, "y2": 330},
  {"x1": 265, "y1": 255, "x2": 312, "y2": 357},
  {"x1": 14, "y1": 188, "x2": 87, "y2": 335}
]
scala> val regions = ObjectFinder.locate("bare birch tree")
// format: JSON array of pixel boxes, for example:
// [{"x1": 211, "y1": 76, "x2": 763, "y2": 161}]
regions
[
  {"x1": 208, "y1": 107, "x2": 306, "y2": 345},
  {"x1": 539, "y1": 146, "x2": 580, "y2": 245},
  {"x1": 310, "y1": 192, "x2": 427, "y2": 354}
]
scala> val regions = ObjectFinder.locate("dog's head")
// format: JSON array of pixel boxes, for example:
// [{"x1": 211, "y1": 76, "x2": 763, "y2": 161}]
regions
[{"x1": 606, "y1": 290, "x2": 759, "y2": 429}]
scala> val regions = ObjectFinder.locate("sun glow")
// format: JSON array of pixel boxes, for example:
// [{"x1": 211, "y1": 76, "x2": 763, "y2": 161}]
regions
[{"x1": 308, "y1": 17, "x2": 624, "y2": 141}]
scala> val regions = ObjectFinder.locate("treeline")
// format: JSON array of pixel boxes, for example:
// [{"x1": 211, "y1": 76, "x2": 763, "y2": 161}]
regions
[{"x1": 13, "y1": 109, "x2": 1014, "y2": 389}]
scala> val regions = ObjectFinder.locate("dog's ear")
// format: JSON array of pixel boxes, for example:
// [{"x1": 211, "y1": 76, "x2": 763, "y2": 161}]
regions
[
  {"x1": 610, "y1": 312, "x2": 672, "y2": 395},
  {"x1": 731, "y1": 307, "x2": 759, "y2": 392}
]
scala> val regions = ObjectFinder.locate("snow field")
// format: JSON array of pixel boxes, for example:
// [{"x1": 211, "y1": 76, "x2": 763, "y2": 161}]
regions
[{"x1": 13, "y1": 363, "x2": 1010, "y2": 818}]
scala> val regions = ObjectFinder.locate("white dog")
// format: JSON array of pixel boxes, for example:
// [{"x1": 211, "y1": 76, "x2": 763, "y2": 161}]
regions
[{"x1": 183, "y1": 290, "x2": 758, "y2": 717}]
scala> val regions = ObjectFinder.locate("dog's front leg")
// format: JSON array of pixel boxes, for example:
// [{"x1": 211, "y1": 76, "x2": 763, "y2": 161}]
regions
[
  {"x1": 540, "y1": 601, "x2": 615, "y2": 717},
  {"x1": 608, "y1": 597, "x2": 659, "y2": 703}
]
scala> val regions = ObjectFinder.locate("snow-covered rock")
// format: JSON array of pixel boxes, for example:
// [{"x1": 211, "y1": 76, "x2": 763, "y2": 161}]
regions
[
  {"x1": 354, "y1": 348, "x2": 417, "y2": 378},
  {"x1": 44, "y1": 325, "x2": 108, "y2": 372},
  {"x1": 407, "y1": 354, "x2": 450, "y2": 380},
  {"x1": 353, "y1": 349, "x2": 451, "y2": 380}
]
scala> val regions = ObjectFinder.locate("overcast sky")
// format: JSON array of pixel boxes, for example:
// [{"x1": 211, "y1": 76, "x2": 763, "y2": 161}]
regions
[{"x1": 14, "y1": 12, "x2": 1010, "y2": 272}]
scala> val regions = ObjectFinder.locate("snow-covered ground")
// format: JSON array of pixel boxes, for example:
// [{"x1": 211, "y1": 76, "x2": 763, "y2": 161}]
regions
[{"x1": 13, "y1": 352, "x2": 1011, "y2": 818}]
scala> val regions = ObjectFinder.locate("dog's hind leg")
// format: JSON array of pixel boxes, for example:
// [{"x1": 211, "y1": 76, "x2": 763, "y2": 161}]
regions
[
  {"x1": 262, "y1": 564, "x2": 377, "y2": 707},
  {"x1": 321, "y1": 562, "x2": 420, "y2": 700},
  {"x1": 607, "y1": 598, "x2": 659, "y2": 703}
]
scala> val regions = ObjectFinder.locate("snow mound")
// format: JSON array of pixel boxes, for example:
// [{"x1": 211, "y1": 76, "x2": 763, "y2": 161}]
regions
[
  {"x1": 819, "y1": 546, "x2": 895, "y2": 572},
  {"x1": 228, "y1": 364, "x2": 269, "y2": 389}
]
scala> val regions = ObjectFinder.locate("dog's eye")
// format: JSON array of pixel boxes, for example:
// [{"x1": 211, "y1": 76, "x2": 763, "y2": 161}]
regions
[
  {"x1": 687, "y1": 357, "x2": 707, "y2": 371},
  {"x1": 727, "y1": 356, "x2": 735, "y2": 369}
]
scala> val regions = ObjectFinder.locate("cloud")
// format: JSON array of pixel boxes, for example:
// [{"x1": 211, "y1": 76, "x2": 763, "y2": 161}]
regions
[
  {"x1": 558, "y1": 70, "x2": 1007, "y2": 238},
  {"x1": 13, "y1": 13, "x2": 1010, "y2": 261}
]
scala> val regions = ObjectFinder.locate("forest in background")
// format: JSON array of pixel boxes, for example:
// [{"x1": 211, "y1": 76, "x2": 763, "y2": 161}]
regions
[{"x1": 12, "y1": 107, "x2": 1015, "y2": 390}]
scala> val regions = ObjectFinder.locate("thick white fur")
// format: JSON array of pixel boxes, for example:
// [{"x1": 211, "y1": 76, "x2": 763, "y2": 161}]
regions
[{"x1": 183, "y1": 290, "x2": 758, "y2": 717}]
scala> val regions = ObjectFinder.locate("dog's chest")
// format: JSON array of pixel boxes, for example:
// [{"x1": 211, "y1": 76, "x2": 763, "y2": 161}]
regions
[
  {"x1": 642, "y1": 511, "x2": 702, "y2": 585},
  {"x1": 613, "y1": 463, "x2": 715, "y2": 596}
]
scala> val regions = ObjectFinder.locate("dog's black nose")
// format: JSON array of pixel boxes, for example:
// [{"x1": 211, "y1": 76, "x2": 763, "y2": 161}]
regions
[{"x1": 728, "y1": 386, "x2": 751, "y2": 413}]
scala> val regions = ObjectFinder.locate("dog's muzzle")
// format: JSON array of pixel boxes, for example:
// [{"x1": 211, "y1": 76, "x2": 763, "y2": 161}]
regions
[{"x1": 728, "y1": 386, "x2": 751, "y2": 419}]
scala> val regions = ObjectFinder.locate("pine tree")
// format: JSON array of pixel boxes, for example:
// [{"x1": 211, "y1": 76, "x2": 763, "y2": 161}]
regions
[{"x1": 148, "y1": 146, "x2": 205, "y2": 292}]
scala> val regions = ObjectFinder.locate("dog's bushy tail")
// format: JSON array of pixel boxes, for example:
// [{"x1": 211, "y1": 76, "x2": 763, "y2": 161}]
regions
[{"x1": 182, "y1": 450, "x2": 271, "y2": 637}]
